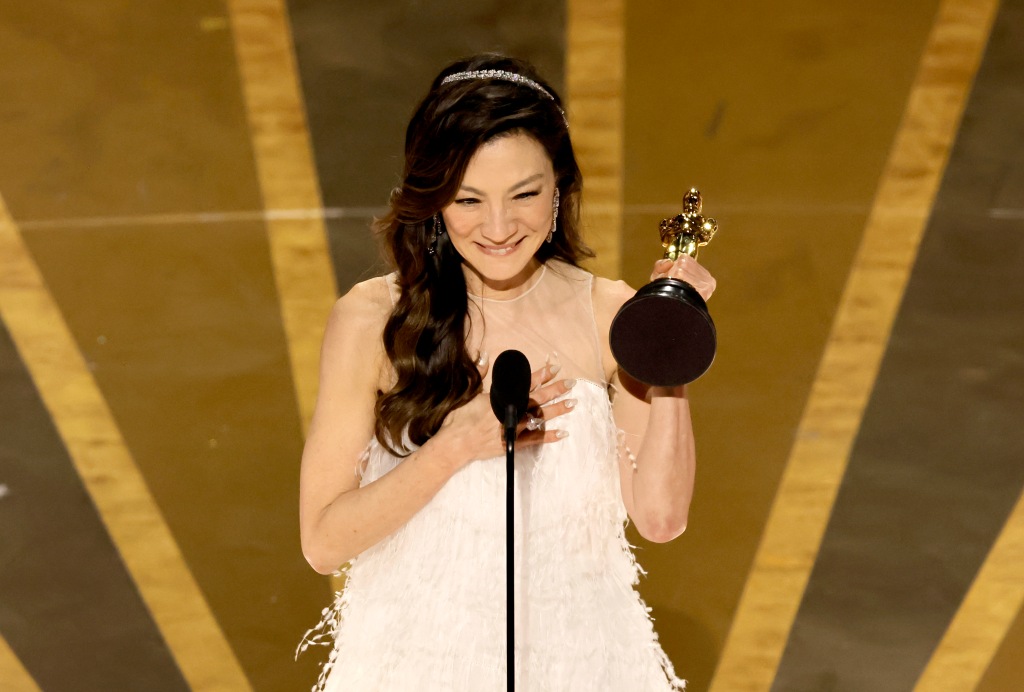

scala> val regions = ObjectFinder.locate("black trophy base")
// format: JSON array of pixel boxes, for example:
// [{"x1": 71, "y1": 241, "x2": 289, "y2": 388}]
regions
[{"x1": 609, "y1": 278, "x2": 716, "y2": 387}]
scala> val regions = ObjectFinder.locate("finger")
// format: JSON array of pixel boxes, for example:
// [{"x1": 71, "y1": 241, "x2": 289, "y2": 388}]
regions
[
  {"x1": 516, "y1": 394, "x2": 577, "y2": 441},
  {"x1": 676, "y1": 255, "x2": 713, "y2": 278},
  {"x1": 663, "y1": 258, "x2": 716, "y2": 299},
  {"x1": 536, "y1": 397, "x2": 578, "y2": 421},
  {"x1": 650, "y1": 258, "x2": 673, "y2": 282},
  {"x1": 698, "y1": 277, "x2": 716, "y2": 301},
  {"x1": 517, "y1": 396, "x2": 576, "y2": 435},
  {"x1": 673, "y1": 257, "x2": 716, "y2": 300},
  {"x1": 520, "y1": 414, "x2": 546, "y2": 433},
  {"x1": 529, "y1": 356, "x2": 561, "y2": 391},
  {"x1": 515, "y1": 428, "x2": 570, "y2": 447},
  {"x1": 529, "y1": 378, "x2": 577, "y2": 407},
  {"x1": 671, "y1": 255, "x2": 698, "y2": 276}
]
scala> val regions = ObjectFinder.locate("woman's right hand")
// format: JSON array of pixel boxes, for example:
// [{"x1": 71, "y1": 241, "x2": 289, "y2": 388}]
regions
[{"x1": 434, "y1": 359, "x2": 577, "y2": 470}]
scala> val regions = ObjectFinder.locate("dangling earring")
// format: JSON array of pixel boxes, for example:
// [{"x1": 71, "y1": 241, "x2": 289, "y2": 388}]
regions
[
  {"x1": 547, "y1": 189, "x2": 560, "y2": 243},
  {"x1": 428, "y1": 212, "x2": 443, "y2": 255}
]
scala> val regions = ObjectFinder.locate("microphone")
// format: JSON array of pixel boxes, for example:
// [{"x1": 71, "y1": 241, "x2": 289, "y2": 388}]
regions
[{"x1": 489, "y1": 350, "x2": 532, "y2": 445}]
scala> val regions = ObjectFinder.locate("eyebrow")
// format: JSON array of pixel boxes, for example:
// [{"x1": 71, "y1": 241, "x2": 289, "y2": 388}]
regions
[{"x1": 459, "y1": 173, "x2": 545, "y2": 196}]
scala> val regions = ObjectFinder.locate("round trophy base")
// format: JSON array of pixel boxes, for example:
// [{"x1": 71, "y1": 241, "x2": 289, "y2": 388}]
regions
[{"x1": 609, "y1": 278, "x2": 717, "y2": 387}]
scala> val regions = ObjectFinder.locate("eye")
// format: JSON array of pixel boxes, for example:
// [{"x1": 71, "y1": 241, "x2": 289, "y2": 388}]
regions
[
  {"x1": 514, "y1": 190, "x2": 541, "y2": 200},
  {"x1": 454, "y1": 197, "x2": 480, "y2": 206}
]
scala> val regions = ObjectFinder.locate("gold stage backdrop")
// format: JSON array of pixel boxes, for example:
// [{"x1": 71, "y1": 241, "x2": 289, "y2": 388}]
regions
[{"x1": 1, "y1": 1, "x2": 1022, "y2": 690}]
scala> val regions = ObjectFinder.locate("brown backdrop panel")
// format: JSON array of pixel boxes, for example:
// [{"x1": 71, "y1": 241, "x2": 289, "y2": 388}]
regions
[
  {"x1": 778, "y1": 0, "x2": 1024, "y2": 684},
  {"x1": 978, "y1": 600, "x2": 1024, "y2": 691},
  {"x1": 622, "y1": 1, "x2": 942, "y2": 688},
  {"x1": 20, "y1": 222, "x2": 326, "y2": 689},
  {"x1": 0, "y1": 317, "x2": 189, "y2": 691},
  {"x1": 0, "y1": 0, "x2": 260, "y2": 219},
  {"x1": 0, "y1": 1, "x2": 328, "y2": 687}
]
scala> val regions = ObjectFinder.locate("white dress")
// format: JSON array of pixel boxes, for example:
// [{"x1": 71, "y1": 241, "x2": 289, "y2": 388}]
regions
[{"x1": 300, "y1": 262, "x2": 685, "y2": 691}]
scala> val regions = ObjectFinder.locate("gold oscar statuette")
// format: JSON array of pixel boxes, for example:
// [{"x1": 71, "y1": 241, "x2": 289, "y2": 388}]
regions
[{"x1": 609, "y1": 188, "x2": 718, "y2": 386}]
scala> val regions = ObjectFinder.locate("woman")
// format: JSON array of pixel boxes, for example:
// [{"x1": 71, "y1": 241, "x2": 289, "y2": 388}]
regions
[{"x1": 298, "y1": 54, "x2": 715, "y2": 691}]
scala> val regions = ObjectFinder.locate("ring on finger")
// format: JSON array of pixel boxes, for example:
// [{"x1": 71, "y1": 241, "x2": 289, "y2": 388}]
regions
[{"x1": 526, "y1": 415, "x2": 545, "y2": 431}]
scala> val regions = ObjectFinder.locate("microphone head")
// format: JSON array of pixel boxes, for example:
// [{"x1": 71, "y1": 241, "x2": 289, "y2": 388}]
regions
[{"x1": 489, "y1": 349, "x2": 532, "y2": 422}]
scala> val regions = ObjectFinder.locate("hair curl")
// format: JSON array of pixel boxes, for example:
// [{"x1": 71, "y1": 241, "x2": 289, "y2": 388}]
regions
[{"x1": 373, "y1": 54, "x2": 593, "y2": 455}]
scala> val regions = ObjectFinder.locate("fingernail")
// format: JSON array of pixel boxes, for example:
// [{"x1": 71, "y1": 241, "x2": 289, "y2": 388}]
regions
[
  {"x1": 549, "y1": 363, "x2": 561, "y2": 375},
  {"x1": 564, "y1": 398, "x2": 577, "y2": 409},
  {"x1": 555, "y1": 430, "x2": 569, "y2": 439},
  {"x1": 563, "y1": 378, "x2": 576, "y2": 389}
]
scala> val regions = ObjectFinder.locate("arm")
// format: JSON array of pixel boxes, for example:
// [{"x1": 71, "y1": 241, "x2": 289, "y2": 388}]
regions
[
  {"x1": 593, "y1": 257, "x2": 716, "y2": 543},
  {"x1": 299, "y1": 278, "x2": 458, "y2": 574},
  {"x1": 299, "y1": 277, "x2": 574, "y2": 574}
]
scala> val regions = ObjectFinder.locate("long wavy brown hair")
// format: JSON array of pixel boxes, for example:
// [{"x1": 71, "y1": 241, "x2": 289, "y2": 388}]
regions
[{"x1": 374, "y1": 54, "x2": 593, "y2": 455}]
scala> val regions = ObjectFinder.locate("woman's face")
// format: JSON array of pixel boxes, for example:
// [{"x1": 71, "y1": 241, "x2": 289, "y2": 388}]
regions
[{"x1": 442, "y1": 132, "x2": 556, "y2": 295}]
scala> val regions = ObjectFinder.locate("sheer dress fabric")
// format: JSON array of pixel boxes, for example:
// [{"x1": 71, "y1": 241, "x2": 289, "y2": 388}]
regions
[{"x1": 301, "y1": 261, "x2": 685, "y2": 691}]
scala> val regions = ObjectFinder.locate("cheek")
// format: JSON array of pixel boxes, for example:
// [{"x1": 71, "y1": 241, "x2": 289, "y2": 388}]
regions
[
  {"x1": 441, "y1": 209, "x2": 475, "y2": 240},
  {"x1": 521, "y1": 203, "x2": 552, "y2": 232}
]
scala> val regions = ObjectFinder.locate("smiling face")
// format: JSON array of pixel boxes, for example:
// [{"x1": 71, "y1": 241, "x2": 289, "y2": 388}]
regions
[{"x1": 442, "y1": 131, "x2": 557, "y2": 297}]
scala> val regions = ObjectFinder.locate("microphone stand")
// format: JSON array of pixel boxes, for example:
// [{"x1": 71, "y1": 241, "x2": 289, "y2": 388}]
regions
[
  {"x1": 503, "y1": 405, "x2": 517, "y2": 692},
  {"x1": 490, "y1": 347, "x2": 530, "y2": 690}
]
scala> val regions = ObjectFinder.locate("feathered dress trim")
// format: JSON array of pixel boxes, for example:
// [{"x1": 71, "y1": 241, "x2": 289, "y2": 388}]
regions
[{"x1": 300, "y1": 382, "x2": 684, "y2": 691}]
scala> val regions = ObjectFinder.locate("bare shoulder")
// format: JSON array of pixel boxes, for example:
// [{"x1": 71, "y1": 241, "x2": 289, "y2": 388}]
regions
[
  {"x1": 322, "y1": 275, "x2": 393, "y2": 385},
  {"x1": 591, "y1": 275, "x2": 637, "y2": 330},
  {"x1": 328, "y1": 275, "x2": 393, "y2": 331},
  {"x1": 591, "y1": 275, "x2": 637, "y2": 380}
]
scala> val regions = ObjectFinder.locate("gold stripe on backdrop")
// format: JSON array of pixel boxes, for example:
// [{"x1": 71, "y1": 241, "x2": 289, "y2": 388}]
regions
[
  {"x1": 709, "y1": 0, "x2": 1000, "y2": 689},
  {"x1": 0, "y1": 196, "x2": 252, "y2": 691},
  {"x1": 915, "y1": 488, "x2": 1024, "y2": 690},
  {"x1": 227, "y1": 0, "x2": 338, "y2": 435},
  {"x1": 0, "y1": 634, "x2": 40, "y2": 692},
  {"x1": 566, "y1": 0, "x2": 624, "y2": 279}
]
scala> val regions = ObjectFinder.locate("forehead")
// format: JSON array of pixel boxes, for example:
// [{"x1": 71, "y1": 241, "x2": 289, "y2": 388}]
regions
[{"x1": 460, "y1": 132, "x2": 553, "y2": 183}]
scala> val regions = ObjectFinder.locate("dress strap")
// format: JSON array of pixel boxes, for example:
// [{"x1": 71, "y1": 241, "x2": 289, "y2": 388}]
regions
[
  {"x1": 555, "y1": 263, "x2": 605, "y2": 384},
  {"x1": 382, "y1": 272, "x2": 400, "y2": 307},
  {"x1": 580, "y1": 271, "x2": 606, "y2": 381}
]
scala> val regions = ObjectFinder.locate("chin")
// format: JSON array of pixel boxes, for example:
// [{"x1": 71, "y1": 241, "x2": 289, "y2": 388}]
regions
[{"x1": 470, "y1": 253, "x2": 545, "y2": 289}]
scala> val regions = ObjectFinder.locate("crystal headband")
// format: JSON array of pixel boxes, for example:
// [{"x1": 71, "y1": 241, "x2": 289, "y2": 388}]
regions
[{"x1": 440, "y1": 69, "x2": 569, "y2": 126}]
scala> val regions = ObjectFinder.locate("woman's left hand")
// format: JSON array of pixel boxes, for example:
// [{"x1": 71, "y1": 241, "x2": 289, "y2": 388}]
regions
[{"x1": 651, "y1": 256, "x2": 716, "y2": 302}]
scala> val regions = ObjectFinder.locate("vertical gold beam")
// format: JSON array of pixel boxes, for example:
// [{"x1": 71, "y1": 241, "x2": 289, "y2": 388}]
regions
[
  {"x1": 914, "y1": 488, "x2": 1024, "y2": 690},
  {"x1": 227, "y1": 0, "x2": 338, "y2": 435},
  {"x1": 566, "y1": 0, "x2": 624, "y2": 279},
  {"x1": 0, "y1": 634, "x2": 40, "y2": 692},
  {"x1": 709, "y1": 1, "x2": 1000, "y2": 689},
  {"x1": 0, "y1": 197, "x2": 251, "y2": 690}
]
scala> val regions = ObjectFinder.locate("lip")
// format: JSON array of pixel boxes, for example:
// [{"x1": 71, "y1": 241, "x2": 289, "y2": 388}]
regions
[{"x1": 475, "y1": 238, "x2": 524, "y2": 256}]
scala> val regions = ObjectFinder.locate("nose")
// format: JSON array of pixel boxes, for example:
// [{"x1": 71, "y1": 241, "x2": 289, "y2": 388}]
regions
[{"x1": 481, "y1": 203, "x2": 515, "y2": 243}]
